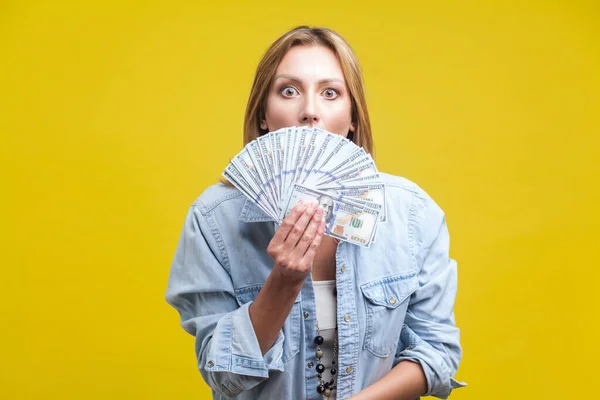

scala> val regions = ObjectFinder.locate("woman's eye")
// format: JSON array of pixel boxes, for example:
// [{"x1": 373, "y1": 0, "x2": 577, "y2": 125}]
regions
[
  {"x1": 281, "y1": 86, "x2": 299, "y2": 97},
  {"x1": 322, "y1": 88, "x2": 339, "y2": 99}
]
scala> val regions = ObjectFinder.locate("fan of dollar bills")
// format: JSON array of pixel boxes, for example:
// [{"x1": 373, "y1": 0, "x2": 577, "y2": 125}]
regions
[{"x1": 222, "y1": 126, "x2": 386, "y2": 247}]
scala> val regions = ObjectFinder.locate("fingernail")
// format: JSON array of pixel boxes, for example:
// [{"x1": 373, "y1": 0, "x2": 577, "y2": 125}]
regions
[
  {"x1": 315, "y1": 206, "x2": 323, "y2": 215},
  {"x1": 298, "y1": 200, "x2": 304, "y2": 205}
]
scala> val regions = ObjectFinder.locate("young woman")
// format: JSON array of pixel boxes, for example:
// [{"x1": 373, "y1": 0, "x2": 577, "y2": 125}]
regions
[{"x1": 166, "y1": 26, "x2": 465, "y2": 399}]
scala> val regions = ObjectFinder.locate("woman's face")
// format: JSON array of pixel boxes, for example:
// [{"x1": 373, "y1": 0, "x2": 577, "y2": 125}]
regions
[{"x1": 262, "y1": 45, "x2": 354, "y2": 137}]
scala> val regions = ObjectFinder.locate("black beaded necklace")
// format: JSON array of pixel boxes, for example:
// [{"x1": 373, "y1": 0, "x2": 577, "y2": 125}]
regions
[{"x1": 313, "y1": 285, "x2": 338, "y2": 398}]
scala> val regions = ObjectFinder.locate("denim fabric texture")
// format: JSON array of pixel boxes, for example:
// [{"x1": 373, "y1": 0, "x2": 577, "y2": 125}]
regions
[{"x1": 165, "y1": 172, "x2": 466, "y2": 399}]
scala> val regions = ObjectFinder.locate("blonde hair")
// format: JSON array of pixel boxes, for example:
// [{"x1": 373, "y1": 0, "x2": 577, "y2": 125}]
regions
[{"x1": 244, "y1": 25, "x2": 374, "y2": 154}]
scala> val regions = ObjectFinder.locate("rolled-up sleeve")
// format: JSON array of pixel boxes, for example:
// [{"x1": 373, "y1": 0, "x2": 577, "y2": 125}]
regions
[
  {"x1": 393, "y1": 191, "x2": 466, "y2": 398},
  {"x1": 165, "y1": 203, "x2": 284, "y2": 397}
]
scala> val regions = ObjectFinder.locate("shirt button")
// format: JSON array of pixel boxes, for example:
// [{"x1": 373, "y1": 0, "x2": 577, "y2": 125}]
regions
[
  {"x1": 308, "y1": 361, "x2": 314, "y2": 368},
  {"x1": 341, "y1": 266, "x2": 346, "y2": 273},
  {"x1": 389, "y1": 297, "x2": 397, "y2": 305},
  {"x1": 344, "y1": 314, "x2": 351, "y2": 322},
  {"x1": 207, "y1": 361, "x2": 214, "y2": 368},
  {"x1": 304, "y1": 311, "x2": 309, "y2": 318},
  {"x1": 346, "y1": 366, "x2": 353, "y2": 373}
]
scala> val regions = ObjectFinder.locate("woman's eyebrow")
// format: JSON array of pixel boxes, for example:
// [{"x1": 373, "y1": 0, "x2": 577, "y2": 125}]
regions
[{"x1": 274, "y1": 74, "x2": 345, "y2": 85}]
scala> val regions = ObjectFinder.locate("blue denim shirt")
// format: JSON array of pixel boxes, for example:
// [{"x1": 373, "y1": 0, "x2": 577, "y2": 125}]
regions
[{"x1": 165, "y1": 172, "x2": 466, "y2": 399}]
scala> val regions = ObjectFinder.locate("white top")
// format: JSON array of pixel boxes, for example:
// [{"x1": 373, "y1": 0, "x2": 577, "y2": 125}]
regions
[{"x1": 313, "y1": 280, "x2": 338, "y2": 399}]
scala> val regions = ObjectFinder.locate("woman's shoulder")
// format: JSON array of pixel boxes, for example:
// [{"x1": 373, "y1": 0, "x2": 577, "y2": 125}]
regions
[
  {"x1": 379, "y1": 171, "x2": 446, "y2": 225},
  {"x1": 379, "y1": 172, "x2": 419, "y2": 194},
  {"x1": 379, "y1": 172, "x2": 436, "y2": 202},
  {"x1": 190, "y1": 182, "x2": 245, "y2": 215}
]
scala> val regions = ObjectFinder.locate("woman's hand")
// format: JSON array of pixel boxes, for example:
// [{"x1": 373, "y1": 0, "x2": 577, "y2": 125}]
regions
[{"x1": 267, "y1": 200, "x2": 325, "y2": 285}]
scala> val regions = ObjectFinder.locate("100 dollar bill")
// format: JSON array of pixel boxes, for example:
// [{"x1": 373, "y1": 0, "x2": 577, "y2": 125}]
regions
[
  {"x1": 281, "y1": 184, "x2": 380, "y2": 248},
  {"x1": 316, "y1": 183, "x2": 386, "y2": 221}
]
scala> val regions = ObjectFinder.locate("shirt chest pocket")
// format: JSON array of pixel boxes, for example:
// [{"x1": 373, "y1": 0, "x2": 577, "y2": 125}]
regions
[
  {"x1": 235, "y1": 285, "x2": 302, "y2": 364},
  {"x1": 360, "y1": 271, "x2": 418, "y2": 358}
]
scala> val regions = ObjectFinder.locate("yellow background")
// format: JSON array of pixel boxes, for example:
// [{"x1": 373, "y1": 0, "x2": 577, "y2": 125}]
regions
[{"x1": 1, "y1": 1, "x2": 598, "y2": 399}]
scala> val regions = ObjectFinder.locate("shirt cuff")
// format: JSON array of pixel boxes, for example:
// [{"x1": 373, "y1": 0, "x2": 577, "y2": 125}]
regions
[
  {"x1": 395, "y1": 327, "x2": 467, "y2": 398},
  {"x1": 203, "y1": 302, "x2": 285, "y2": 379}
]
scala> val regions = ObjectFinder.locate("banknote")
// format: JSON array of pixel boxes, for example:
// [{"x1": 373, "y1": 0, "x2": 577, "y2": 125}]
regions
[
  {"x1": 282, "y1": 127, "x2": 299, "y2": 199},
  {"x1": 249, "y1": 140, "x2": 277, "y2": 206},
  {"x1": 273, "y1": 129, "x2": 286, "y2": 200},
  {"x1": 304, "y1": 136, "x2": 353, "y2": 185},
  {"x1": 320, "y1": 173, "x2": 382, "y2": 187},
  {"x1": 300, "y1": 131, "x2": 341, "y2": 184},
  {"x1": 230, "y1": 149, "x2": 262, "y2": 195},
  {"x1": 223, "y1": 166, "x2": 278, "y2": 219},
  {"x1": 297, "y1": 127, "x2": 318, "y2": 184},
  {"x1": 317, "y1": 183, "x2": 387, "y2": 221},
  {"x1": 317, "y1": 160, "x2": 378, "y2": 186},
  {"x1": 281, "y1": 184, "x2": 379, "y2": 247},
  {"x1": 321, "y1": 148, "x2": 365, "y2": 177}
]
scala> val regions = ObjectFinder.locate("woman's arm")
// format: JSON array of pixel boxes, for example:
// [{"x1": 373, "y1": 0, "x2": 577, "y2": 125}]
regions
[
  {"x1": 166, "y1": 200, "x2": 325, "y2": 397},
  {"x1": 348, "y1": 360, "x2": 426, "y2": 400},
  {"x1": 351, "y1": 190, "x2": 466, "y2": 399},
  {"x1": 250, "y1": 200, "x2": 325, "y2": 354}
]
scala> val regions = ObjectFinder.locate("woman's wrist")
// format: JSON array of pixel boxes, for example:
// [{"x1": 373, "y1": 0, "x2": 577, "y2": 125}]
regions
[
  {"x1": 270, "y1": 266, "x2": 306, "y2": 291},
  {"x1": 249, "y1": 267, "x2": 305, "y2": 354}
]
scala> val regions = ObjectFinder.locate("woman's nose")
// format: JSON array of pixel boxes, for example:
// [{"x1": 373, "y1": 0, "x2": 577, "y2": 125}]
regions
[{"x1": 299, "y1": 95, "x2": 319, "y2": 125}]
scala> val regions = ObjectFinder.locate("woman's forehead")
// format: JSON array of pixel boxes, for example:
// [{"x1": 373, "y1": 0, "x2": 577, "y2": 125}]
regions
[{"x1": 276, "y1": 45, "x2": 345, "y2": 82}]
